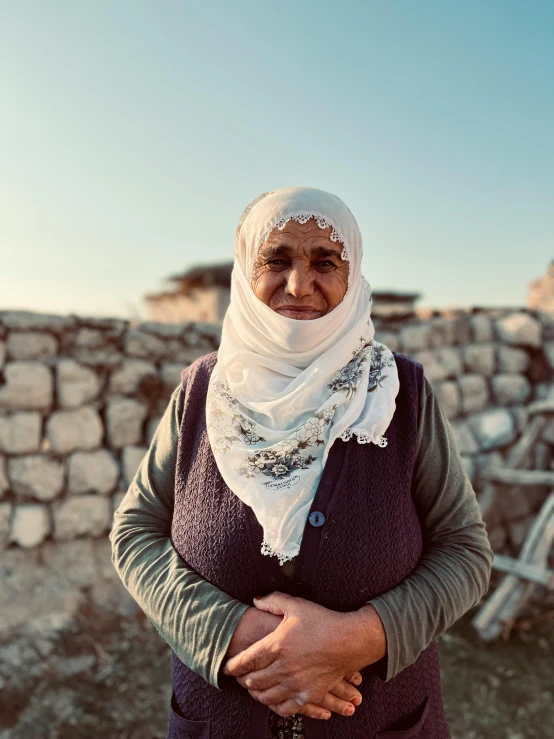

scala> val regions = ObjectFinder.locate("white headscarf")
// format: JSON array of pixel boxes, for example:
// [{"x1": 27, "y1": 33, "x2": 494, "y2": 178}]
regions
[{"x1": 206, "y1": 187, "x2": 399, "y2": 563}]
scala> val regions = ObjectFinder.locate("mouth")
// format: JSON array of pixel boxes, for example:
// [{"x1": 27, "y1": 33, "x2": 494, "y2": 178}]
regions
[{"x1": 274, "y1": 305, "x2": 324, "y2": 320}]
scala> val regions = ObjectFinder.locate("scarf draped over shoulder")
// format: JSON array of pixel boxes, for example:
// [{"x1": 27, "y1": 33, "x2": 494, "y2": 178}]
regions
[{"x1": 206, "y1": 186, "x2": 399, "y2": 563}]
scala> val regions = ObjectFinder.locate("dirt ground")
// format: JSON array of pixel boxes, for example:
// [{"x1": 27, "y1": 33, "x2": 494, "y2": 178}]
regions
[{"x1": 1, "y1": 601, "x2": 553, "y2": 739}]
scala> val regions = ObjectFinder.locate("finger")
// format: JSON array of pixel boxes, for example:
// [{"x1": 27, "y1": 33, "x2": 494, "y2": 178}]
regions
[
  {"x1": 316, "y1": 691, "x2": 356, "y2": 717},
  {"x1": 344, "y1": 671, "x2": 363, "y2": 687},
  {"x1": 329, "y1": 678, "x2": 363, "y2": 706},
  {"x1": 252, "y1": 591, "x2": 292, "y2": 618},
  {"x1": 296, "y1": 703, "x2": 331, "y2": 720},
  {"x1": 268, "y1": 692, "x2": 315, "y2": 719},
  {"x1": 224, "y1": 635, "x2": 275, "y2": 677},
  {"x1": 236, "y1": 665, "x2": 285, "y2": 692}
]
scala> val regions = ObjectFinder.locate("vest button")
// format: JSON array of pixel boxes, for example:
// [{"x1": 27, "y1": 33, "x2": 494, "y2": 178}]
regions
[{"x1": 309, "y1": 511, "x2": 325, "y2": 528}]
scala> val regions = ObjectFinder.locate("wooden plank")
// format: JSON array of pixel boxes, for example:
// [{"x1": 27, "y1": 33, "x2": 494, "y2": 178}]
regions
[
  {"x1": 504, "y1": 415, "x2": 549, "y2": 468},
  {"x1": 528, "y1": 399, "x2": 554, "y2": 417},
  {"x1": 492, "y1": 554, "x2": 554, "y2": 588},
  {"x1": 472, "y1": 491, "x2": 554, "y2": 641},
  {"x1": 481, "y1": 469, "x2": 554, "y2": 486}
]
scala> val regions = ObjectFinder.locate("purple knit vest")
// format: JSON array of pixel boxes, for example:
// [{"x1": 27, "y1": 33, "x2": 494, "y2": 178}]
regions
[{"x1": 168, "y1": 352, "x2": 451, "y2": 739}]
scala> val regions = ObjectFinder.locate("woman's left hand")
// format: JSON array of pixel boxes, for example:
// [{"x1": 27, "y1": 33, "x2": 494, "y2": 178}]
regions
[{"x1": 223, "y1": 592, "x2": 387, "y2": 718}]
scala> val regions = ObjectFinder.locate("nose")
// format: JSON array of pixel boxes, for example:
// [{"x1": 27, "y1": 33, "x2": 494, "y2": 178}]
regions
[{"x1": 284, "y1": 264, "x2": 315, "y2": 298}]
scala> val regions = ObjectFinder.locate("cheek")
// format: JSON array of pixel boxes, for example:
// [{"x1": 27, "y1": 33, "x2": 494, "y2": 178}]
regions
[
  {"x1": 252, "y1": 271, "x2": 282, "y2": 306},
  {"x1": 317, "y1": 272, "x2": 349, "y2": 309}
]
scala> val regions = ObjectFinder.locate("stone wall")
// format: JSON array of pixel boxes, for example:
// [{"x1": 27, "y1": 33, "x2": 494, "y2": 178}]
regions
[{"x1": 0, "y1": 307, "x2": 552, "y2": 560}]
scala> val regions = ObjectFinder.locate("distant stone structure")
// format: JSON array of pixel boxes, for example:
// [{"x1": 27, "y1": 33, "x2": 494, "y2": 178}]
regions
[
  {"x1": 145, "y1": 263, "x2": 232, "y2": 324},
  {"x1": 145, "y1": 262, "x2": 422, "y2": 323},
  {"x1": 528, "y1": 261, "x2": 554, "y2": 313}
]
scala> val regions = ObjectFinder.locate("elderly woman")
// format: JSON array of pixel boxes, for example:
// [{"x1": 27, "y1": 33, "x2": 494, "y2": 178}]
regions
[{"x1": 110, "y1": 187, "x2": 493, "y2": 739}]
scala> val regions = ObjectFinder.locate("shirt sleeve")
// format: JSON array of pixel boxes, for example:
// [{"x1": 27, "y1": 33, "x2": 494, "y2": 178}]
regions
[
  {"x1": 109, "y1": 381, "x2": 249, "y2": 690},
  {"x1": 367, "y1": 373, "x2": 494, "y2": 682}
]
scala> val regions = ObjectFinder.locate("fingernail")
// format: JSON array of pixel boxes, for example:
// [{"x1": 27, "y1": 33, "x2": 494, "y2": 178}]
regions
[
  {"x1": 344, "y1": 704, "x2": 355, "y2": 716},
  {"x1": 352, "y1": 676, "x2": 362, "y2": 685},
  {"x1": 253, "y1": 595, "x2": 264, "y2": 600}
]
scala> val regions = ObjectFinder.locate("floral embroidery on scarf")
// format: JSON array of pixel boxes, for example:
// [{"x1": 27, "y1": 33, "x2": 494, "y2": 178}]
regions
[
  {"x1": 368, "y1": 342, "x2": 396, "y2": 393},
  {"x1": 268, "y1": 712, "x2": 305, "y2": 739},
  {"x1": 207, "y1": 381, "x2": 266, "y2": 454},
  {"x1": 236, "y1": 405, "x2": 337, "y2": 484},
  {"x1": 327, "y1": 336, "x2": 373, "y2": 397}
]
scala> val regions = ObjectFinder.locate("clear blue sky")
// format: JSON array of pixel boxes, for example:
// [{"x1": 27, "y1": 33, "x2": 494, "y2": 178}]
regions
[{"x1": 1, "y1": 0, "x2": 553, "y2": 319}]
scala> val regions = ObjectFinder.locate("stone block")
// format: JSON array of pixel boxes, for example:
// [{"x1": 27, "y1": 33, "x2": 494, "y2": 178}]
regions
[
  {"x1": 543, "y1": 341, "x2": 554, "y2": 370},
  {"x1": 53, "y1": 496, "x2": 111, "y2": 540},
  {"x1": 6, "y1": 331, "x2": 58, "y2": 360},
  {"x1": 72, "y1": 349, "x2": 124, "y2": 368},
  {"x1": 491, "y1": 373, "x2": 532, "y2": 406},
  {"x1": 413, "y1": 351, "x2": 448, "y2": 383},
  {"x1": 451, "y1": 420, "x2": 480, "y2": 455},
  {"x1": 510, "y1": 405, "x2": 529, "y2": 434},
  {"x1": 112, "y1": 490, "x2": 127, "y2": 515},
  {"x1": 469, "y1": 314, "x2": 494, "y2": 343},
  {"x1": 468, "y1": 409, "x2": 517, "y2": 450},
  {"x1": 458, "y1": 373, "x2": 489, "y2": 414},
  {"x1": 0, "y1": 311, "x2": 75, "y2": 331},
  {"x1": 496, "y1": 313, "x2": 542, "y2": 348},
  {"x1": 105, "y1": 397, "x2": 148, "y2": 448},
  {"x1": 67, "y1": 450, "x2": 120, "y2": 495},
  {"x1": 138, "y1": 321, "x2": 187, "y2": 338},
  {"x1": 374, "y1": 331, "x2": 399, "y2": 352},
  {"x1": 8, "y1": 455, "x2": 65, "y2": 501},
  {"x1": 0, "y1": 502, "x2": 11, "y2": 549},
  {"x1": 122, "y1": 446, "x2": 147, "y2": 486},
  {"x1": 434, "y1": 381, "x2": 460, "y2": 419},
  {"x1": 10, "y1": 504, "x2": 51, "y2": 548},
  {"x1": 0, "y1": 361, "x2": 53, "y2": 410},
  {"x1": 462, "y1": 344, "x2": 496, "y2": 376},
  {"x1": 0, "y1": 456, "x2": 8, "y2": 497},
  {"x1": 108, "y1": 359, "x2": 157, "y2": 395},
  {"x1": 497, "y1": 346, "x2": 530, "y2": 374},
  {"x1": 46, "y1": 407, "x2": 104, "y2": 454},
  {"x1": 56, "y1": 359, "x2": 101, "y2": 408},
  {"x1": 398, "y1": 324, "x2": 431, "y2": 353},
  {"x1": 166, "y1": 343, "x2": 210, "y2": 365},
  {"x1": 427, "y1": 317, "x2": 459, "y2": 347},
  {"x1": 435, "y1": 347, "x2": 463, "y2": 378},
  {"x1": 74, "y1": 327, "x2": 108, "y2": 349},
  {"x1": 124, "y1": 329, "x2": 166, "y2": 359},
  {"x1": 0, "y1": 412, "x2": 42, "y2": 453},
  {"x1": 161, "y1": 362, "x2": 187, "y2": 390}
]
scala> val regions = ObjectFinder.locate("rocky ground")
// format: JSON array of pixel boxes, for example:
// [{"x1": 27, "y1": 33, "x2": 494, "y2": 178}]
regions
[{"x1": 1, "y1": 543, "x2": 553, "y2": 739}]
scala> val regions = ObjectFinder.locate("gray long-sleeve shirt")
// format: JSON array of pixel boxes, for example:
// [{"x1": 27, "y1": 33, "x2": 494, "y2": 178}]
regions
[{"x1": 110, "y1": 371, "x2": 493, "y2": 689}]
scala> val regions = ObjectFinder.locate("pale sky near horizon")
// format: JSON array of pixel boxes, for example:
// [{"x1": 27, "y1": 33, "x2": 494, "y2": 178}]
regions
[{"x1": 1, "y1": 1, "x2": 553, "y2": 320}]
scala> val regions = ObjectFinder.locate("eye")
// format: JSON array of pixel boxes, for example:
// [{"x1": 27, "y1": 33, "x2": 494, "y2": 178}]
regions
[
  {"x1": 266, "y1": 258, "x2": 289, "y2": 271},
  {"x1": 315, "y1": 259, "x2": 337, "y2": 271}
]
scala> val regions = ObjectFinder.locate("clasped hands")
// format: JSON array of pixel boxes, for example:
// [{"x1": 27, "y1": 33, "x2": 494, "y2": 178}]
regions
[{"x1": 223, "y1": 592, "x2": 387, "y2": 721}]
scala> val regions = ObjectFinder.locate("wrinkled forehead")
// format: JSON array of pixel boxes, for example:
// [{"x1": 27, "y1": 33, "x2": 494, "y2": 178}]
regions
[{"x1": 235, "y1": 186, "x2": 362, "y2": 276}]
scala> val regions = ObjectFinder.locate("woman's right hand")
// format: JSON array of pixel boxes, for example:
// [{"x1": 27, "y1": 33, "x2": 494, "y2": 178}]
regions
[{"x1": 225, "y1": 607, "x2": 362, "y2": 720}]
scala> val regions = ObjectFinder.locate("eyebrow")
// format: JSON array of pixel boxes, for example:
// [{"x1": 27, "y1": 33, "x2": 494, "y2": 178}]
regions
[{"x1": 258, "y1": 243, "x2": 343, "y2": 259}]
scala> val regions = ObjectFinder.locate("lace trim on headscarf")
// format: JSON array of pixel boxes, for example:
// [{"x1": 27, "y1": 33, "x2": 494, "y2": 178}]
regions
[{"x1": 259, "y1": 213, "x2": 350, "y2": 262}]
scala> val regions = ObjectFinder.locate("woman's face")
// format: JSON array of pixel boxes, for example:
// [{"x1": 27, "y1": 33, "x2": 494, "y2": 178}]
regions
[{"x1": 251, "y1": 218, "x2": 350, "y2": 320}]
